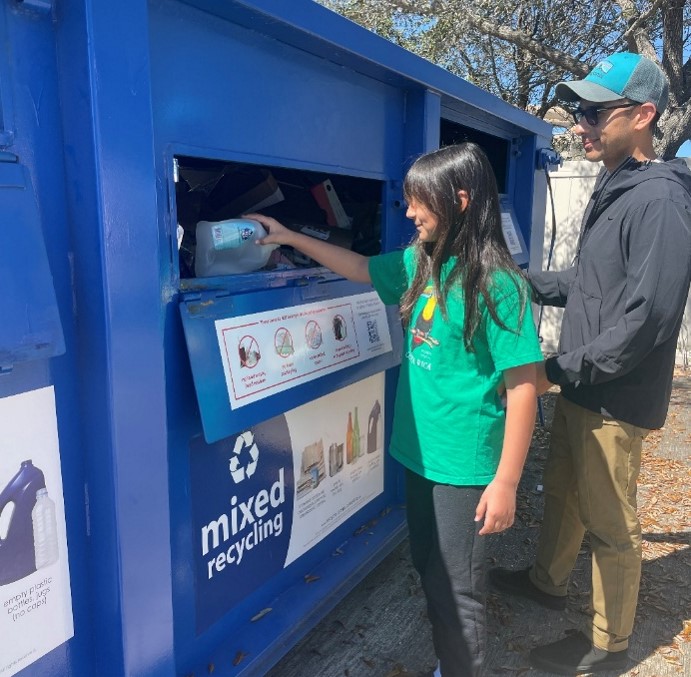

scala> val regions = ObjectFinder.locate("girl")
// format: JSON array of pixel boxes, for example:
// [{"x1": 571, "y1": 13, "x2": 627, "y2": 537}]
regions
[{"x1": 247, "y1": 142, "x2": 541, "y2": 676}]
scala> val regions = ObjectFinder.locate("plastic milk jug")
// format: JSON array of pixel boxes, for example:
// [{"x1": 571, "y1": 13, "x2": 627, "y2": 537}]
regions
[{"x1": 194, "y1": 218, "x2": 278, "y2": 277}]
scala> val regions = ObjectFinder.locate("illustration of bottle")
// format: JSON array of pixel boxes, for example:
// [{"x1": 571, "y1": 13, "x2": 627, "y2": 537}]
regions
[
  {"x1": 32, "y1": 488, "x2": 59, "y2": 569},
  {"x1": 346, "y1": 411, "x2": 354, "y2": 464},
  {"x1": 352, "y1": 406, "x2": 361, "y2": 459}
]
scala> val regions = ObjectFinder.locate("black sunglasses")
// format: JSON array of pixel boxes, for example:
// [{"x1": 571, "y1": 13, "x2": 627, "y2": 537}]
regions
[{"x1": 570, "y1": 102, "x2": 639, "y2": 126}]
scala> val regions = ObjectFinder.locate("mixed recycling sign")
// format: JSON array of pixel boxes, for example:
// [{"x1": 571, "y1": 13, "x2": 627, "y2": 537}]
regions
[{"x1": 190, "y1": 374, "x2": 385, "y2": 632}]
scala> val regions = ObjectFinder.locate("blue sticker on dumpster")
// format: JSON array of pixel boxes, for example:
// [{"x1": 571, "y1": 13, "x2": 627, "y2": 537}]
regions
[{"x1": 190, "y1": 414, "x2": 295, "y2": 632}]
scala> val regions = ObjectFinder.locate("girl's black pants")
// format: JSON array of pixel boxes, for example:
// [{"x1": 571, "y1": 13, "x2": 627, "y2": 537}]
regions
[{"x1": 405, "y1": 469, "x2": 486, "y2": 677}]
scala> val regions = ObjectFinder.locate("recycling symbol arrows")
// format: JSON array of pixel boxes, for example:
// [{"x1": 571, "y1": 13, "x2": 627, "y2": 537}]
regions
[{"x1": 228, "y1": 430, "x2": 259, "y2": 484}]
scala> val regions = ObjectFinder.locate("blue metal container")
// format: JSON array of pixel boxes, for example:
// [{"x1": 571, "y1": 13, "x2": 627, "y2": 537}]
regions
[{"x1": 0, "y1": 1, "x2": 553, "y2": 675}]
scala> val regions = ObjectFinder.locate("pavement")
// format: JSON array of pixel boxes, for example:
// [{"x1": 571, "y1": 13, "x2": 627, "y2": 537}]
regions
[{"x1": 267, "y1": 372, "x2": 690, "y2": 677}]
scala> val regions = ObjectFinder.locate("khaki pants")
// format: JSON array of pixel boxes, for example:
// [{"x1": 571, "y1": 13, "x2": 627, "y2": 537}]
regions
[{"x1": 529, "y1": 395, "x2": 648, "y2": 652}]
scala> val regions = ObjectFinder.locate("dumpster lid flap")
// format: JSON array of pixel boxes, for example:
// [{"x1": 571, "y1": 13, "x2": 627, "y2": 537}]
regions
[{"x1": 179, "y1": 280, "x2": 402, "y2": 443}]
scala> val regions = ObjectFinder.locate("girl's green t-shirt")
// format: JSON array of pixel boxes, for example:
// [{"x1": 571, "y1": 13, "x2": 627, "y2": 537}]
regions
[{"x1": 369, "y1": 248, "x2": 543, "y2": 485}]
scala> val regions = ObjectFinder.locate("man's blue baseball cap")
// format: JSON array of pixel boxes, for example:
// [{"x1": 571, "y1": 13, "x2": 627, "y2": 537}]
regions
[{"x1": 556, "y1": 52, "x2": 669, "y2": 114}]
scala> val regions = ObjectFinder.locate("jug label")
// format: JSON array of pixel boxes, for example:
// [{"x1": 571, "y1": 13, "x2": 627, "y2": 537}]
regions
[{"x1": 211, "y1": 222, "x2": 254, "y2": 250}]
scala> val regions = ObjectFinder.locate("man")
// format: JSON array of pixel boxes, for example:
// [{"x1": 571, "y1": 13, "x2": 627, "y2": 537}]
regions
[{"x1": 490, "y1": 52, "x2": 691, "y2": 674}]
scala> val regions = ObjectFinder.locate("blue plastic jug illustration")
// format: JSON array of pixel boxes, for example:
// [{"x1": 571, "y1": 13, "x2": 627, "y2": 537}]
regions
[{"x1": 0, "y1": 460, "x2": 46, "y2": 585}]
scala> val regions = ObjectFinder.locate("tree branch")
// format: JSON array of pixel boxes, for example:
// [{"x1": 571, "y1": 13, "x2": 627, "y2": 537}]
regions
[
  {"x1": 487, "y1": 39, "x2": 510, "y2": 102},
  {"x1": 613, "y1": 0, "x2": 659, "y2": 59},
  {"x1": 622, "y1": 0, "x2": 666, "y2": 44},
  {"x1": 462, "y1": 13, "x2": 590, "y2": 77},
  {"x1": 661, "y1": 0, "x2": 686, "y2": 105},
  {"x1": 682, "y1": 56, "x2": 691, "y2": 103}
]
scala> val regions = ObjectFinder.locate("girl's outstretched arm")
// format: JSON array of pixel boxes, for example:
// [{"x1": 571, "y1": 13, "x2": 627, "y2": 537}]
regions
[
  {"x1": 245, "y1": 213, "x2": 371, "y2": 283},
  {"x1": 475, "y1": 362, "x2": 537, "y2": 535}
]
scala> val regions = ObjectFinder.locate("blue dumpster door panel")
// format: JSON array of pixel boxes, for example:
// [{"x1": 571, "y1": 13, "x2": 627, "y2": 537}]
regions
[
  {"x1": 0, "y1": 160, "x2": 64, "y2": 369},
  {"x1": 180, "y1": 279, "x2": 403, "y2": 443}
]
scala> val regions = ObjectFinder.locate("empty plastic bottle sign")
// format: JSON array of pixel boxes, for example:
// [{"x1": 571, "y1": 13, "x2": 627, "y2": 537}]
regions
[{"x1": 0, "y1": 387, "x2": 74, "y2": 677}]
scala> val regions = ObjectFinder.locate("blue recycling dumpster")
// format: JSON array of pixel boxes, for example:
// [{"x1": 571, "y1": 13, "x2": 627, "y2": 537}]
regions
[{"x1": 0, "y1": 1, "x2": 554, "y2": 676}]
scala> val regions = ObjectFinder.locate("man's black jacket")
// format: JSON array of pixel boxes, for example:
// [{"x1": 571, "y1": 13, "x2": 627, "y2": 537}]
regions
[{"x1": 531, "y1": 157, "x2": 691, "y2": 429}]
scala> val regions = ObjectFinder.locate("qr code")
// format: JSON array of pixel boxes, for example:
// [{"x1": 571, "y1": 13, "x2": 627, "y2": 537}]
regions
[{"x1": 366, "y1": 319, "x2": 380, "y2": 344}]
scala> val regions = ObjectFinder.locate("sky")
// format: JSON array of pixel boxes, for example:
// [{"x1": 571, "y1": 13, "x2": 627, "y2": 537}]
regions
[{"x1": 677, "y1": 140, "x2": 691, "y2": 157}]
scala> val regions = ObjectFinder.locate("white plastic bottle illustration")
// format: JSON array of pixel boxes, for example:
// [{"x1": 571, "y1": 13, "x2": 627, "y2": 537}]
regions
[{"x1": 32, "y1": 488, "x2": 59, "y2": 569}]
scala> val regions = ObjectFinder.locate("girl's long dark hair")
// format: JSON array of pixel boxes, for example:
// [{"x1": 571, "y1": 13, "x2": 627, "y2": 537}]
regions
[{"x1": 400, "y1": 142, "x2": 527, "y2": 350}]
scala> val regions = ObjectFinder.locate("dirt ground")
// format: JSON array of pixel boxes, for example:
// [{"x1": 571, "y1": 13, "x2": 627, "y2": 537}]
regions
[{"x1": 268, "y1": 371, "x2": 690, "y2": 677}]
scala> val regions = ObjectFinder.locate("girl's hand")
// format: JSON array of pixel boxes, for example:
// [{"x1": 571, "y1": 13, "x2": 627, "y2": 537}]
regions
[
  {"x1": 478, "y1": 362, "x2": 536, "y2": 535},
  {"x1": 243, "y1": 213, "x2": 293, "y2": 246},
  {"x1": 475, "y1": 478, "x2": 517, "y2": 535},
  {"x1": 245, "y1": 212, "x2": 372, "y2": 283}
]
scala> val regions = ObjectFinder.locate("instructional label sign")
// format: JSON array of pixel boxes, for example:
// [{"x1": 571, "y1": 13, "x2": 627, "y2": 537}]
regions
[
  {"x1": 0, "y1": 387, "x2": 73, "y2": 677},
  {"x1": 500, "y1": 211, "x2": 523, "y2": 256},
  {"x1": 190, "y1": 373, "x2": 385, "y2": 633},
  {"x1": 215, "y1": 291, "x2": 392, "y2": 409}
]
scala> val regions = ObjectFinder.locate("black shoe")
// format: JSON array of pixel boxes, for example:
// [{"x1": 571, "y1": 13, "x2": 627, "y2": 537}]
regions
[
  {"x1": 488, "y1": 567, "x2": 566, "y2": 610},
  {"x1": 529, "y1": 631, "x2": 629, "y2": 674}
]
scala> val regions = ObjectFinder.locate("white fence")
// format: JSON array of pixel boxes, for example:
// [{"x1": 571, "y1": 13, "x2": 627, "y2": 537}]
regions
[{"x1": 537, "y1": 159, "x2": 690, "y2": 367}]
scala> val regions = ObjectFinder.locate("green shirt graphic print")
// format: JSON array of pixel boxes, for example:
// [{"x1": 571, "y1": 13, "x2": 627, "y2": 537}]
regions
[{"x1": 369, "y1": 248, "x2": 542, "y2": 485}]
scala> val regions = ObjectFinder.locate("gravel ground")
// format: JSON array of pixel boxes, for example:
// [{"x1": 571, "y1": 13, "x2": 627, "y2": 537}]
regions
[{"x1": 268, "y1": 372, "x2": 690, "y2": 677}]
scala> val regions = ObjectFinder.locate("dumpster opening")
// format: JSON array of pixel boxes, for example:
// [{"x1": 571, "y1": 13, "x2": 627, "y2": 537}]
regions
[
  {"x1": 439, "y1": 121, "x2": 530, "y2": 267},
  {"x1": 174, "y1": 155, "x2": 383, "y2": 279},
  {"x1": 440, "y1": 119, "x2": 509, "y2": 193}
]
